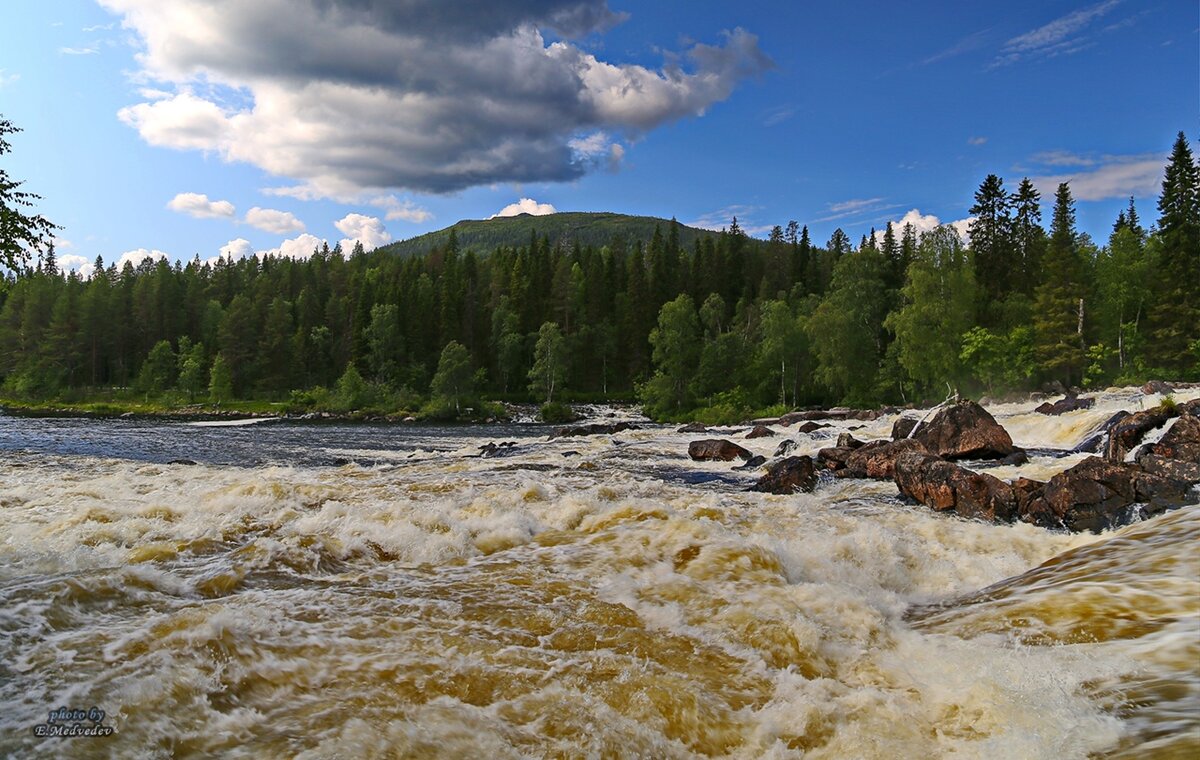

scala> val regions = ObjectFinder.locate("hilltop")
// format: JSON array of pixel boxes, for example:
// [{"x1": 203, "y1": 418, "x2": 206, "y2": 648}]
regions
[{"x1": 376, "y1": 211, "x2": 753, "y2": 257}]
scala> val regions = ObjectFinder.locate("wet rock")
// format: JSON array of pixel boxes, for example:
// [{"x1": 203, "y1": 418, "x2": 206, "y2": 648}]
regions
[
  {"x1": 892, "y1": 451, "x2": 1017, "y2": 522},
  {"x1": 555, "y1": 422, "x2": 637, "y2": 438},
  {"x1": 836, "y1": 432, "x2": 865, "y2": 449},
  {"x1": 842, "y1": 438, "x2": 928, "y2": 479},
  {"x1": 746, "y1": 425, "x2": 776, "y2": 439},
  {"x1": 1104, "y1": 407, "x2": 1176, "y2": 462},
  {"x1": 773, "y1": 440, "x2": 798, "y2": 457},
  {"x1": 892, "y1": 416, "x2": 921, "y2": 440},
  {"x1": 677, "y1": 422, "x2": 709, "y2": 434},
  {"x1": 1042, "y1": 456, "x2": 1192, "y2": 533},
  {"x1": 750, "y1": 456, "x2": 819, "y2": 494},
  {"x1": 167, "y1": 458, "x2": 198, "y2": 466},
  {"x1": 1141, "y1": 380, "x2": 1174, "y2": 395},
  {"x1": 817, "y1": 446, "x2": 855, "y2": 471},
  {"x1": 688, "y1": 439, "x2": 752, "y2": 462},
  {"x1": 735, "y1": 455, "x2": 768, "y2": 470},
  {"x1": 912, "y1": 400, "x2": 1018, "y2": 460},
  {"x1": 796, "y1": 421, "x2": 832, "y2": 434},
  {"x1": 1034, "y1": 394, "x2": 1096, "y2": 415}
]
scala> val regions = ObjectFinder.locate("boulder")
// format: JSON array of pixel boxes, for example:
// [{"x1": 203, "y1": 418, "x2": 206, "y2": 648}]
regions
[
  {"x1": 836, "y1": 432, "x2": 865, "y2": 449},
  {"x1": 796, "y1": 421, "x2": 832, "y2": 434},
  {"x1": 1042, "y1": 456, "x2": 1192, "y2": 533},
  {"x1": 773, "y1": 439, "x2": 798, "y2": 458},
  {"x1": 677, "y1": 422, "x2": 709, "y2": 434},
  {"x1": 842, "y1": 438, "x2": 928, "y2": 479},
  {"x1": 750, "y1": 456, "x2": 819, "y2": 494},
  {"x1": 746, "y1": 425, "x2": 776, "y2": 439},
  {"x1": 735, "y1": 455, "x2": 768, "y2": 470},
  {"x1": 688, "y1": 439, "x2": 753, "y2": 462},
  {"x1": 912, "y1": 400, "x2": 1018, "y2": 460},
  {"x1": 891, "y1": 416, "x2": 921, "y2": 441},
  {"x1": 817, "y1": 446, "x2": 855, "y2": 471},
  {"x1": 1104, "y1": 407, "x2": 1176, "y2": 462},
  {"x1": 1141, "y1": 380, "x2": 1174, "y2": 395},
  {"x1": 892, "y1": 451, "x2": 1017, "y2": 522},
  {"x1": 555, "y1": 422, "x2": 636, "y2": 438},
  {"x1": 1034, "y1": 394, "x2": 1096, "y2": 415}
]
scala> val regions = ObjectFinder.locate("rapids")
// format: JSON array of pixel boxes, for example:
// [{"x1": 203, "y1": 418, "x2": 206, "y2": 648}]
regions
[{"x1": 1, "y1": 389, "x2": 1197, "y2": 758}]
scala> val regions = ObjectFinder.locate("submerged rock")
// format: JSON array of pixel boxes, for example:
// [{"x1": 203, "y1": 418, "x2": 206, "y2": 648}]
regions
[
  {"x1": 746, "y1": 425, "x2": 776, "y2": 439},
  {"x1": 750, "y1": 455, "x2": 818, "y2": 494},
  {"x1": 1034, "y1": 394, "x2": 1095, "y2": 415},
  {"x1": 892, "y1": 451, "x2": 1017, "y2": 522},
  {"x1": 912, "y1": 400, "x2": 1018, "y2": 460},
  {"x1": 688, "y1": 439, "x2": 752, "y2": 462}
]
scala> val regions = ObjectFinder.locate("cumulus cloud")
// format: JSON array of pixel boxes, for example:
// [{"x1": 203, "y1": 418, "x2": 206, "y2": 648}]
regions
[
  {"x1": 491, "y1": 198, "x2": 558, "y2": 218},
  {"x1": 167, "y1": 191, "x2": 236, "y2": 219},
  {"x1": 117, "y1": 248, "x2": 169, "y2": 269},
  {"x1": 244, "y1": 207, "x2": 305, "y2": 234},
  {"x1": 335, "y1": 213, "x2": 391, "y2": 251},
  {"x1": 101, "y1": 0, "x2": 770, "y2": 197}
]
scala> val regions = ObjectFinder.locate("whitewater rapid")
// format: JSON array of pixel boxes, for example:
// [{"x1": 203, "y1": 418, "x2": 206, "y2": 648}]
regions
[{"x1": 0, "y1": 389, "x2": 1196, "y2": 758}]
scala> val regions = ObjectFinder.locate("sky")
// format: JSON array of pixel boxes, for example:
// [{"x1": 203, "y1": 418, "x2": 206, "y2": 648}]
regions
[{"x1": 1, "y1": 0, "x2": 1197, "y2": 276}]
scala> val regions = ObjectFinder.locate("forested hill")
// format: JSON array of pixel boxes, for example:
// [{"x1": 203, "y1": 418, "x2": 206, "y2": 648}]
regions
[{"x1": 377, "y1": 212, "x2": 754, "y2": 257}]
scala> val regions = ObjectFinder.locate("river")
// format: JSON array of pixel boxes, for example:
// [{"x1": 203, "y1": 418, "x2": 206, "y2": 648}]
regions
[{"x1": 1, "y1": 390, "x2": 1197, "y2": 758}]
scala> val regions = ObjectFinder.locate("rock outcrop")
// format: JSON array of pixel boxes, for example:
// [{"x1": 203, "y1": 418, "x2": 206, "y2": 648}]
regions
[
  {"x1": 750, "y1": 456, "x2": 819, "y2": 494},
  {"x1": 688, "y1": 439, "x2": 753, "y2": 462},
  {"x1": 912, "y1": 400, "x2": 1018, "y2": 460}
]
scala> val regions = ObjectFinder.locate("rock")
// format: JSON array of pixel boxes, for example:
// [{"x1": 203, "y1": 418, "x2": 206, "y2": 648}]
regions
[
  {"x1": 796, "y1": 421, "x2": 832, "y2": 434},
  {"x1": 1142, "y1": 380, "x2": 1174, "y2": 395},
  {"x1": 1034, "y1": 394, "x2": 1096, "y2": 415},
  {"x1": 735, "y1": 455, "x2": 768, "y2": 470},
  {"x1": 688, "y1": 439, "x2": 753, "y2": 462},
  {"x1": 836, "y1": 432, "x2": 865, "y2": 449},
  {"x1": 892, "y1": 451, "x2": 1017, "y2": 522},
  {"x1": 750, "y1": 456, "x2": 819, "y2": 494},
  {"x1": 677, "y1": 422, "x2": 709, "y2": 434},
  {"x1": 1104, "y1": 407, "x2": 1176, "y2": 462},
  {"x1": 912, "y1": 400, "x2": 1018, "y2": 460},
  {"x1": 817, "y1": 446, "x2": 855, "y2": 471},
  {"x1": 1042, "y1": 456, "x2": 1192, "y2": 533},
  {"x1": 746, "y1": 425, "x2": 776, "y2": 439},
  {"x1": 555, "y1": 422, "x2": 637, "y2": 438},
  {"x1": 891, "y1": 416, "x2": 921, "y2": 440},
  {"x1": 167, "y1": 458, "x2": 198, "y2": 466},
  {"x1": 773, "y1": 440, "x2": 798, "y2": 457},
  {"x1": 842, "y1": 438, "x2": 928, "y2": 479}
]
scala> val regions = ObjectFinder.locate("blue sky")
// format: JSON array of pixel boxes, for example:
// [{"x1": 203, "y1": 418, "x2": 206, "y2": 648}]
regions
[{"x1": 1, "y1": 1, "x2": 1196, "y2": 275}]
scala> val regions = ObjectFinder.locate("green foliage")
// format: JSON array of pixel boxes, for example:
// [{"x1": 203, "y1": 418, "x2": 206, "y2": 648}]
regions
[{"x1": 538, "y1": 401, "x2": 576, "y2": 424}]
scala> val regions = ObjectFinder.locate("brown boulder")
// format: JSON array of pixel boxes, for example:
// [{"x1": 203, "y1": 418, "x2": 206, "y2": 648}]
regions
[
  {"x1": 842, "y1": 438, "x2": 928, "y2": 479},
  {"x1": 688, "y1": 439, "x2": 752, "y2": 462},
  {"x1": 1034, "y1": 394, "x2": 1096, "y2": 415},
  {"x1": 891, "y1": 416, "x2": 921, "y2": 440},
  {"x1": 1104, "y1": 407, "x2": 1176, "y2": 462},
  {"x1": 913, "y1": 400, "x2": 1018, "y2": 460},
  {"x1": 750, "y1": 456, "x2": 819, "y2": 494},
  {"x1": 1042, "y1": 456, "x2": 1192, "y2": 533},
  {"x1": 892, "y1": 451, "x2": 1017, "y2": 522},
  {"x1": 746, "y1": 424, "x2": 776, "y2": 439}
]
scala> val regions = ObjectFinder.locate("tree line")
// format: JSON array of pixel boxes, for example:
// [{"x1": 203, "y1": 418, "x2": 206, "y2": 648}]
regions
[{"x1": 0, "y1": 131, "x2": 1196, "y2": 421}]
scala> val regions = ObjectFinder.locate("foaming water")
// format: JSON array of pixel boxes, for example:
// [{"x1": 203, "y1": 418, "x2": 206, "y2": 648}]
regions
[{"x1": 0, "y1": 396, "x2": 1196, "y2": 758}]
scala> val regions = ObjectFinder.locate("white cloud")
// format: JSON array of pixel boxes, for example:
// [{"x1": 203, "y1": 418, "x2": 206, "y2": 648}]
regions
[
  {"x1": 491, "y1": 198, "x2": 558, "y2": 219},
  {"x1": 369, "y1": 196, "x2": 434, "y2": 223},
  {"x1": 1030, "y1": 156, "x2": 1164, "y2": 201},
  {"x1": 258, "y1": 233, "x2": 326, "y2": 261},
  {"x1": 335, "y1": 213, "x2": 392, "y2": 251},
  {"x1": 244, "y1": 207, "x2": 305, "y2": 234},
  {"x1": 100, "y1": 0, "x2": 770, "y2": 196},
  {"x1": 167, "y1": 191, "x2": 236, "y2": 219},
  {"x1": 117, "y1": 248, "x2": 169, "y2": 269}
]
